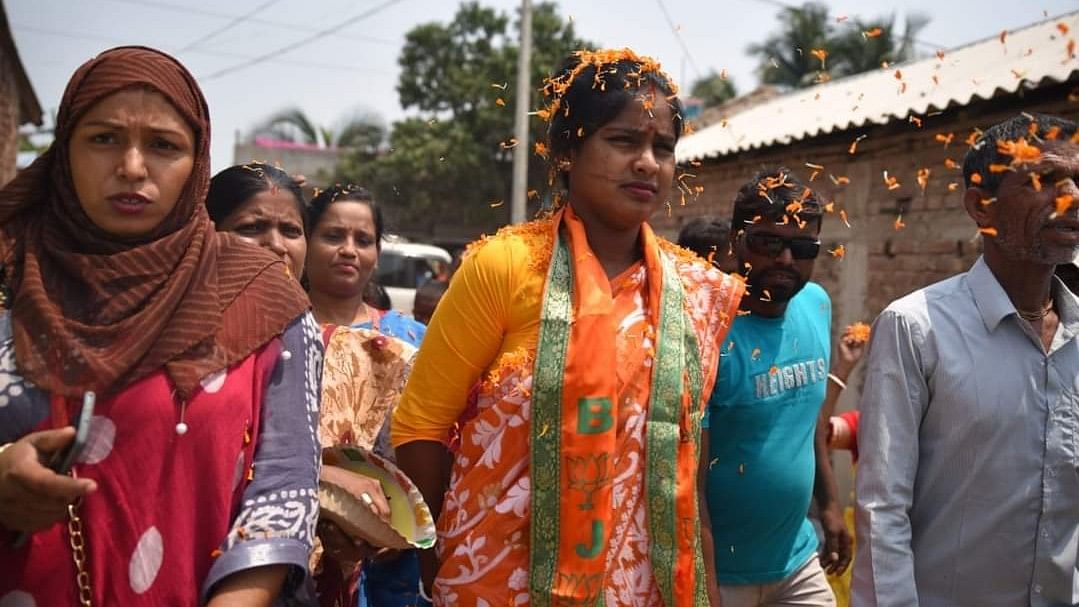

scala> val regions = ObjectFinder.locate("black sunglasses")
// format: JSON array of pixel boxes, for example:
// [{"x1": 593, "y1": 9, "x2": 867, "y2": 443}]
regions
[{"x1": 742, "y1": 233, "x2": 821, "y2": 260}]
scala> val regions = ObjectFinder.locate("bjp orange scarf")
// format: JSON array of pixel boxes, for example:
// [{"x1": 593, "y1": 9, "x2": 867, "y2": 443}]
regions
[{"x1": 529, "y1": 206, "x2": 705, "y2": 605}]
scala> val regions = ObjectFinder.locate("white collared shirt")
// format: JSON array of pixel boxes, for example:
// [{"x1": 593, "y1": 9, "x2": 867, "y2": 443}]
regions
[{"x1": 853, "y1": 256, "x2": 1079, "y2": 606}]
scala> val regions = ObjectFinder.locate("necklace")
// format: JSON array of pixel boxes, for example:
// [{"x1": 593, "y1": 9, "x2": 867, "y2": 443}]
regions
[{"x1": 1016, "y1": 299, "x2": 1053, "y2": 322}]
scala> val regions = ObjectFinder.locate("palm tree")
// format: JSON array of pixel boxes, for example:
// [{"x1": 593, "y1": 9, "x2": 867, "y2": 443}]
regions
[
  {"x1": 253, "y1": 107, "x2": 321, "y2": 145},
  {"x1": 748, "y1": 3, "x2": 931, "y2": 89},
  {"x1": 747, "y1": 2, "x2": 832, "y2": 89},
  {"x1": 251, "y1": 107, "x2": 386, "y2": 153},
  {"x1": 830, "y1": 13, "x2": 930, "y2": 76},
  {"x1": 330, "y1": 110, "x2": 387, "y2": 153},
  {"x1": 690, "y1": 71, "x2": 739, "y2": 108}
]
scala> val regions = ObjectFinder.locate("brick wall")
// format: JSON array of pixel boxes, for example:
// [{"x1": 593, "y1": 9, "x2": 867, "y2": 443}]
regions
[
  {"x1": 662, "y1": 86, "x2": 1079, "y2": 497},
  {"x1": 663, "y1": 85, "x2": 1077, "y2": 353},
  {"x1": 0, "y1": 47, "x2": 19, "y2": 186}
]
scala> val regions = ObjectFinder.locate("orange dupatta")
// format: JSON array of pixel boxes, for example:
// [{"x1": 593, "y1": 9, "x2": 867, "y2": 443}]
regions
[{"x1": 529, "y1": 206, "x2": 705, "y2": 605}]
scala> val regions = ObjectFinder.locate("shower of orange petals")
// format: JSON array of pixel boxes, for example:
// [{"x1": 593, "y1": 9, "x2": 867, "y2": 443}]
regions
[
  {"x1": 848, "y1": 135, "x2": 867, "y2": 155},
  {"x1": 843, "y1": 322, "x2": 872, "y2": 345},
  {"x1": 1055, "y1": 194, "x2": 1075, "y2": 217},
  {"x1": 996, "y1": 138, "x2": 1042, "y2": 166},
  {"x1": 917, "y1": 168, "x2": 931, "y2": 192}
]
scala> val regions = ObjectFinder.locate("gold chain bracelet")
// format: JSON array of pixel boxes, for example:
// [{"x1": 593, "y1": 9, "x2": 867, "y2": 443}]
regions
[{"x1": 67, "y1": 498, "x2": 93, "y2": 606}]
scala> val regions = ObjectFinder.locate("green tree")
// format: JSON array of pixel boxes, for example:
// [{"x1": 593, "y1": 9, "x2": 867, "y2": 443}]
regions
[
  {"x1": 251, "y1": 106, "x2": 386, "y2": 154},
  {"x1": 749, "y1": 3, "x2": 930, "y2": 89},
  {"x1": 748, "y1": 2, "x2": 831, "y2": 88},
  {"x1": 690, "y1": 70, "x2": 738, "y2": 107},
  {"x1": 17, "y1": 132, "x2": 46, "y2": 154},
  {"x1": 253, "y1": 107, "x2": 321, "y2": 145},
  {"x1": 331, "y1": 110, "x2": 387, "y2": 155},
  {"x1": 830, "y1": 13, "x2": 929, "y2": 76},
  {"x1": 336, "y1": 1, "x2": 591, "y2": 235}
]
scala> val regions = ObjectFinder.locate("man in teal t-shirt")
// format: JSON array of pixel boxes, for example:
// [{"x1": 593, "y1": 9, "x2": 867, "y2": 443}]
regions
[{"x1": 700, "y1": 168, "x2": 850, "y2": 606}]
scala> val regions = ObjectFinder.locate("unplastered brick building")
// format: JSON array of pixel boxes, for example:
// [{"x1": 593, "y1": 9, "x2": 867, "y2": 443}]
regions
[
  {"x1": 670, "y1": 11, "x2": 1078, "y2": 485},
  {"x1": 0, "y1": 0, "x2": 42, "y2": 186}
]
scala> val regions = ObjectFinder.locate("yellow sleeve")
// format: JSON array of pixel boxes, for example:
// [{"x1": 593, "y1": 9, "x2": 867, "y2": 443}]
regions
[{"x1": 391, "y1": 237, "x2": 517, "y2": 446}]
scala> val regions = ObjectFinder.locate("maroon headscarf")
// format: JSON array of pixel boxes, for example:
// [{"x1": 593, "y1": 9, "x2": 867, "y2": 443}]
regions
[{"x1": 0, "y1": 46, "x2": 309, "y2": 399}]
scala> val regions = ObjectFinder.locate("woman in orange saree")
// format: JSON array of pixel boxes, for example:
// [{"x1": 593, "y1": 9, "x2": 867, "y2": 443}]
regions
[{"x1": 393, "y1": 49, "x2": 744, "y2": 606}]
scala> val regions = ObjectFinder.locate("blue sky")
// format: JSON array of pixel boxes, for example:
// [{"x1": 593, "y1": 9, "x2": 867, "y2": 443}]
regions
[{"x1": 9, "y1": 0, "x2": 1077, "y2": 171}]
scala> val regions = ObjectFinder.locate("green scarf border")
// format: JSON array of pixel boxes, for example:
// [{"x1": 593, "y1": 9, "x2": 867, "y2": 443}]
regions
[
  {"x1": 529, "y1": 229, "x2": 573, "y2": 606},
  {"x1": 529, "y1": 230, "x2": 705, "y2": 606}
]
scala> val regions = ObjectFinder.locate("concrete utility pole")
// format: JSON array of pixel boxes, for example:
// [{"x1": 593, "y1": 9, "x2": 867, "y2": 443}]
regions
[{"x1": 510, "y1": 0, "x2": 532, "y2": 224}]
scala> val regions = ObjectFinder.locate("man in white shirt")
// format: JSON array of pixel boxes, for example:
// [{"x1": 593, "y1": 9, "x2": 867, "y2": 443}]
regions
[{"x1": 852, "y1": 113, "x2": 1079, "y2": 606}]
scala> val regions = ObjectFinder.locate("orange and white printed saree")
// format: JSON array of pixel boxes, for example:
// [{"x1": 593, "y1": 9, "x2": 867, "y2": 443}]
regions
[{"x1": 392, "y1": 206, "x2": 743, "y2": 605}]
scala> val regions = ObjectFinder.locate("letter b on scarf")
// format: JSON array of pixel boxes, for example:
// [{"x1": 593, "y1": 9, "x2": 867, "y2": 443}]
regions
[{"x1": 577, "y1": 397, "x2": 613, "y2": 434}]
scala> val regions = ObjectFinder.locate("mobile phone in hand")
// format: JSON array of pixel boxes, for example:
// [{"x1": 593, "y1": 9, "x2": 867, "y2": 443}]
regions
[
  {"x1": 12, "y1": 392, "x2": 95, "y2": 549},
  {"x1": 47, "y1": 391, "x2": 96, "y2": 475}
]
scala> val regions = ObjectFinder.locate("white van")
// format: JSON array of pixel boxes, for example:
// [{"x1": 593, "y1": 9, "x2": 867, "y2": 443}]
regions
[{"x1": 377, "y1": 239, "x2": 452, "y2": 314}]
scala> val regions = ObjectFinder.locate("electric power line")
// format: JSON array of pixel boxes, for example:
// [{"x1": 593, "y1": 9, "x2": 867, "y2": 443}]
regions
[
  {"x1": 655, "y1": 0, "x2": 702, "y2": 82},
  {"x1": 199, "y1": 0, "x2": 406, "y2": 81},
  {"x1": 11, "y1": 23, "x2": 387, "y2": 75},
  {"x1": 101, "y1": 0, "x2": 399, "y2": 46},
  {"x1": 176, "y1": 0, "x2": 283, "y2": 53}
]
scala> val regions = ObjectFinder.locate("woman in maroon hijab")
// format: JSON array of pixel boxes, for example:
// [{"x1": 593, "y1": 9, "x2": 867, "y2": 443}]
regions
[{"x1": 0, "y1": 47, "x2": 320, "y2": 605}]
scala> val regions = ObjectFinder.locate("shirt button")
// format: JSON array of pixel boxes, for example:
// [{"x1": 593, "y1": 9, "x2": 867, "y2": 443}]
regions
[
  {"x1": 1034, "y1": 584, "x2": 1042, "y2": 594},
  {"x1": 1041, "y1": 530, "x2": 1050, "y2": 539}
]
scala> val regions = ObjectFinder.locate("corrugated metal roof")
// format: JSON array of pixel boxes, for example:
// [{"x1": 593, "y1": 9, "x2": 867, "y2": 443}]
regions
[{"x1": 677, "y1": 12, "x2": 1079, "y2": 162}]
